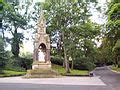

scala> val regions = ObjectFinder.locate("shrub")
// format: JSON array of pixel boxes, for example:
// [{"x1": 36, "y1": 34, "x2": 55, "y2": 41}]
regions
[
  {"x1": 0, "y1": 36, "x2": 7, "y2": 71},
  {"x1": 20, "y1": 57, "x2": 32, "y2": 70},
  {"x1": 74, "y1": 57, "x2": 95, "y2": 71},
  {"x1": 5, "y1": 56, "x2": 32, "y2": 72},
  {"x1": 51, "y1": 56, "x2": 64, "y2": 65}
]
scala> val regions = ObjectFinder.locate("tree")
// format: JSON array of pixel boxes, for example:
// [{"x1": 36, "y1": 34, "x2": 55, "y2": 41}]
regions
[
  {"x1": 106, "y1": 0, "x2": 120, "y2": 67},
  {"x1": 98, "y1": 37, "x2": 114, "y2": 66},
  {"x1": 113, "y1": 39, "x2": 120, "y2": 67},
  {"x1": 1, "y1": 1, "x2": 32, "y2": 71},
  {"x1": 66, "y1": 21, "x2": 100, "y2": 70},
  {"x1": 25, "y1": 0, "x2": 100, "y2": 72},
  {"x1": 0, "y1": 36, "x2": 6, "y2": 72},
  {"x1": 43, "y1": 0, "x2": 100, "y2": 72},
  {"x1": 3, "y1": 2, "x2": 28, "y2": 57},
  {"x1": 19, "y1": 52, "x2": 33, "y2": 70}
]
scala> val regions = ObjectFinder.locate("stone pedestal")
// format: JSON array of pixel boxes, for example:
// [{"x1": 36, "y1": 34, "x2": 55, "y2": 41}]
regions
[{"x1": 32, "y1": 61, "x2": 51, "y2": 70}]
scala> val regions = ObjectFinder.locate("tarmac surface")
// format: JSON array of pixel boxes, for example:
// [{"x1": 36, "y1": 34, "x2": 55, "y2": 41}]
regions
[
  {"x1": 0, "y1": 76, "x2": 106, "y2": 85},
  {"x1": 0, "y1": 66, "x2": 120, "y2": 90},
  {"x1": 94, "y1": 66, "x2": 120, "y2": 90}
]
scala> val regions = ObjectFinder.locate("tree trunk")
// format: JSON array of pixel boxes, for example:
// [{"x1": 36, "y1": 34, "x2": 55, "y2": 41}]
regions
[
  {"x1": 1, "y1": 28, "x2": 5, "y2": 41},
  {"x1": 63, "y1": 60, "x2": 65, "y2": 67},
  {"x1": 11, "y1": 28, "x2": 19, "y2": 57},
  {"x1": 71, "y1": 59, "x2": 74, "y2": 70},
  {"x1": 117, "y1": 56, "x2": 120, "y2": 68},
  {"x1": 62, "y1": 31, "x2": 70, "y2": 73}
]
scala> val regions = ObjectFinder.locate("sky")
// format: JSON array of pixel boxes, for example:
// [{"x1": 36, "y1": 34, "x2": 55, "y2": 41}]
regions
[
  {"x1": 90, "y1": 0, "x2": 109, "y2": 24},
  {"x1": 4, "y1": 0, "x2": 109, "y2": 53}
]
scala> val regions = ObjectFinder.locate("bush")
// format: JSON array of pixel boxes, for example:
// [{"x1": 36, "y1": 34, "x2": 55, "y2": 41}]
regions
[
  {"x1": 0, "y1": 57, "x2": 6, "y2": 70},
  {"x1": 0, "y1": 36, "x2": 7, "y2": 71},
  {"x1": 51, "y1": 55, "x2": 95, "y2": 71},
  {"x1": 5, "y1": 56, "x2": 32, "y2": 72},
  {"x1": 51, "y1": 56, "x2": 64, "y2": 65},
  {"x1": 20, "y1": 57, "x2": 32, "y2": 70},
  {"x1": 83, "y1": 62, "x2": 95, "y2": 71},
  {"x1": 74, "y1": 57, "x2": 95, "y2": 71},
  {"x1": 6, "y1": 66, "x2": 26, "y2": 72}
]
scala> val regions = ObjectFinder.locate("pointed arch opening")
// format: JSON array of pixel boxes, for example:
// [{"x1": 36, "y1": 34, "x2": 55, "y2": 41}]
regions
[{"x1": 37, "y1": 43, "x2": 46, "y2": 62}]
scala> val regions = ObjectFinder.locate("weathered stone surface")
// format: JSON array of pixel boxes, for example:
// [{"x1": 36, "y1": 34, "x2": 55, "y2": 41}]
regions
[
  {"x1": 25, "y1": 69, "x2": 60, "y2": 78},
  {"x1": 32, "y1": 10, "x2": 51, "y2": 70},
  {"x1": 32, "y1": 61, "x2": 51, "y2": 69}
]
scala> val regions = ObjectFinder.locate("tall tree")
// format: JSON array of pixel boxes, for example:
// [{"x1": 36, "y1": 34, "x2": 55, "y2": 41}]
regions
[
  {"x1": 3, "y1": 2, "x2": 28, "y2": 57},
  {"x1": 43, "y1": 0, "x2": 100, "y2": 72},
  {"x1": 28, "y1": 0, "x2": 100, "y2": 72},
  {"x1": 106, "y1": 0, "x2": 120, "y2": 67},
  {"x1": 0, "y1": 36, "x2": 6, "y2": 72}
]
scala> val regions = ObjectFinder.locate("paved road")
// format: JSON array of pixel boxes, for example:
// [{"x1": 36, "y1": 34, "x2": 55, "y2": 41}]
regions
[
  {"x1": 94, "y1": 66, "x2": 120, "y2": 90},
  {"x1": 0, "y1": 67, "x2": 120, "y2": 90},
  {"x1": 0, "y1": 83, "x2": 110, "y2": 90}
]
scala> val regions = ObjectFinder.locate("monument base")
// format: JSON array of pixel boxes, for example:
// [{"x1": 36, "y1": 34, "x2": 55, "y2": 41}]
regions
[
  {"x1": 32, "y1": 61, "x2": 51, "y2": 70},
  {"x1": 24, "y1": 61, "x2": 60, "y2": 78},
  {"x1": 24, "y1": 69, "x2": 60, "y2": 78}
]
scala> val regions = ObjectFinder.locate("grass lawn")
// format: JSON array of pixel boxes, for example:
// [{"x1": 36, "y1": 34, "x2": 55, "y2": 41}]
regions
[
  {"x1": 111, "y1": 66, "x2": 120, "y2": 72},
  {"x1": 52, "y1": 64, "x2": 89, "y2": 76},
  {"x1": 0, "y1": 70, "x2": 26, "y2": 77},
  {"x1": 0, "y1": 64, "x2": 89, "y2": 77}
]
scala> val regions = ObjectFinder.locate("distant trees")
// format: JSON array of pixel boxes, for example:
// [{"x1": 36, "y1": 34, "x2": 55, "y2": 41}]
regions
[
  {"x1": 97, "y1": 0, "x2": 120, "y2": 67},
  {"x1": 97, "y1": 38, "x2": 114, "y2": 66}
]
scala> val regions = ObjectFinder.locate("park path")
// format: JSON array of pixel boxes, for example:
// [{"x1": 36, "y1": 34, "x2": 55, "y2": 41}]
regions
[{"x1": 93, "y1": 66, "x2": 120, "y2": 90}]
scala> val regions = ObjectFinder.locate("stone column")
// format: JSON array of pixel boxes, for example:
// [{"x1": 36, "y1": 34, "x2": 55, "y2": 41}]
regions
[
  {"x1": 36, "y1": 49, "x2": 38, "y2": 61},
  {"x1": 46, "y1": 49, "x2": 50, "y2": 62}
]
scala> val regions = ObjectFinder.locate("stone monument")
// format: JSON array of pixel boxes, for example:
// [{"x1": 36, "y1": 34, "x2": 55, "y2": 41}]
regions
[
  {"x1": 32, "y1": 10, "x2": 51, "y2": 70},
  {"x1": 25, "y1": 10, "x2": 60, "y2": 78}
]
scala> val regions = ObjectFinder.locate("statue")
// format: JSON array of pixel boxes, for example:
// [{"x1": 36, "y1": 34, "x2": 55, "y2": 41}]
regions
[{"x1": 38, "y1": 48, "x2": 45, "y2": 62}]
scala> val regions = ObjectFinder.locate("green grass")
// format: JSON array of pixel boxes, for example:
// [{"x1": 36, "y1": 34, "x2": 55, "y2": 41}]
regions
[
  {"x1": 52, "y1": 64, "x2": 89, "y2": 76},
  {"x1": 0, "y1": 70, "x2": 26, "y2": 77},
  {"x1": 111, "y1": 66, "x2": 120, "y2": 72},
  {"x1": 0, "y1": 64, "x2": 89, "y2": 77}
]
